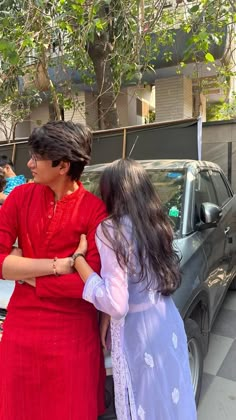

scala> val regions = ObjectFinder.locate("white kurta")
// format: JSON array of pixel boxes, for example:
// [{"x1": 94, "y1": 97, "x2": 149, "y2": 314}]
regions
[{"x1": 83, "y1": 219, "x2": 197, "y2": 420}]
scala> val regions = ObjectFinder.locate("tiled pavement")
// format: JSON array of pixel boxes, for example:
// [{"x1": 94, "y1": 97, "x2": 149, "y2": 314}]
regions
[
  {"x1": 198, "y1": 290, "x2": 236, "y2": 420},
  {"x1": 1, "y1": 285, "x2": 236, "y2": 419}
]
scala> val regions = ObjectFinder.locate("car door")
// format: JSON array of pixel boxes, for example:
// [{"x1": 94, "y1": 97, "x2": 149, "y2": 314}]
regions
[
  {"x1": 194, "y1": 170, "x2": 228, "y2": 319},
  {"x1": 210, "y1": 170, "x2": 236, "y2": 294}
]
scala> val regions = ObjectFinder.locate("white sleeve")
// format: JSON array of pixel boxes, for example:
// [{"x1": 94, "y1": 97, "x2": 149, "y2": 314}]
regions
[{"x1": 82, "y1": 223, "x2": 129, "y2": 320}]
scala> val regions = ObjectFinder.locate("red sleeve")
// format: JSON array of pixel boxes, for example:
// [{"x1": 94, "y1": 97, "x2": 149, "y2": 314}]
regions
[
  {"x1": 0, "y1": 188, "x2": 19, "y2": 278},
  {"x1": 35, "y1": 197, "x2": 107, "y2": 298}
]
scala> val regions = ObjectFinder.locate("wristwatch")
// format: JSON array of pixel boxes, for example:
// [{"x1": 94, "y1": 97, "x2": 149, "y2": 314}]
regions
[{"x1": 71, "y1": 252, "x2": 85, "y2": 267}]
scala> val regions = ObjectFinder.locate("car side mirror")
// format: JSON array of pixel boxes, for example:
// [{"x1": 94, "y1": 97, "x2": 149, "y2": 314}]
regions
[{"x1": 197, "y1": 202, "x2": 222, "y2": 231}]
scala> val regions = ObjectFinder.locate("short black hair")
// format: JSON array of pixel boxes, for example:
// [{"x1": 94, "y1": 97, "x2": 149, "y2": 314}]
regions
[
  {"x1": 0, "y1": 155, "x2": 14, "y2": 169},
  {"x1": 0, "y1": 167, "x2": 6, "y2": 192},
  {"x1": 28, "y1": 121, "x2": 92, "y2": 181}
]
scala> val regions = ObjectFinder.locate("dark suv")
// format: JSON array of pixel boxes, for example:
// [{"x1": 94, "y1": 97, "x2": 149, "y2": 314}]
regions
[{"x1": 1, "y1": 159, "x2": 236, "y2": 418}]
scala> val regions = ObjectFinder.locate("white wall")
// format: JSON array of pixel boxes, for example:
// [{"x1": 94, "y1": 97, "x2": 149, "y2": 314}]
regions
[
  {"x1": 155, "y1": 75, "x2": 193, "y2": 122},
  {"x1": 116, "y1": 85, "x2": 155, "y2": 127},
  {"x1": 30, "y1": 102, "x2": 50, "y2": 131}
]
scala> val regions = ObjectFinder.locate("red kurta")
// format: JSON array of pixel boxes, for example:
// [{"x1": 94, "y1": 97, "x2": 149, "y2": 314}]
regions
[{"x1": 0, "y1": 182, "x2": 107, "y2": 420}]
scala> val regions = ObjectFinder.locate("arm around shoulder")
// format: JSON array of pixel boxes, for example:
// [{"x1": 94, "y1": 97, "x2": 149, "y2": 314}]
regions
[{"x1": 77, "y1": 223, "x2": 130, "y2": 320}]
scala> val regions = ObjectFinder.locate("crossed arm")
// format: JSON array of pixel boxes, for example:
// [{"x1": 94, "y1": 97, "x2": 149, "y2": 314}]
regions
[
  {"x1": 0, "y1": 187, "x2": 107, "y2": 298},
  {"x1": 2, "y1": 249, "x2": 72, "y2": 280}
]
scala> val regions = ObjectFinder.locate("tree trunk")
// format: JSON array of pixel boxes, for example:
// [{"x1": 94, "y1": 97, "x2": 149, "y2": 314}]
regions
[
  {"x1": 36, "y1": 47, "x2": 61, "y2": 121},
  {"x1": 88, "y1": 33, "x2": 119, "y2": 130}
]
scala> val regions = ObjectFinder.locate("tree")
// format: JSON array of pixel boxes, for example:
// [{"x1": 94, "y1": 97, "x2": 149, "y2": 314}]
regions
[
  {"x1": 207, "y1": 92, "x2": 236, "y2": 121},
  {"x1": 0, "y1": 0, "x2": 235, "y2": 136}
]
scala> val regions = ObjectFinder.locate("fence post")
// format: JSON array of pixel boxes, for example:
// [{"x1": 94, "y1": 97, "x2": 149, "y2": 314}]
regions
[
  {"x1": 11, "y1": 143, "x2": 16, "y2": 164},
  {"x1": 122, "y1": 128, "x2": 127, "y2": 158},
  {"x1": 228, "y1": 142, "x2": 232, "y2": 184}
]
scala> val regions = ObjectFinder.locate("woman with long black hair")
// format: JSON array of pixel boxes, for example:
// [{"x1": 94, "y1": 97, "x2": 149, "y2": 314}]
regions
[{"x1": 74, "y1": 158, "x2": 196, "y2": 420}]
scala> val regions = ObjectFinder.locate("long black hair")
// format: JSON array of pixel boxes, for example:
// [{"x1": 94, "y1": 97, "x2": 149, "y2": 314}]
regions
[{"x1": 99, "y1": 158, "x2": 181, "y2": 295}]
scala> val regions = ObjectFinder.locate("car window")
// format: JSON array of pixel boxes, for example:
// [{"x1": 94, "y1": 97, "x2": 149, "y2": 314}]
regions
[
  {"x1": 81, "y1": 171, "x2": 101, "y2": 196},
  {"x1": 82, "y1": 168, "x2": 186, "y2": 233},
  {"x1": 147, "y1": 169, "x2": 185, "y2": 233},
  {"x1": 210, "y1": 171, "x2": 232, "y2": 207},
  {"x1": 194, "y1": 171, "x2": 218, "y2": 224},
  {"x1": 195, "y1": 171, "x2": 218, "y2": 204}
]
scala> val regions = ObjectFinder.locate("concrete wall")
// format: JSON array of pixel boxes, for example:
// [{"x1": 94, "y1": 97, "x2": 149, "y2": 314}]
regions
[
  {"x1": 116, "y1": 85, "x2": 155, "y2": 127},
  {"x1": 116, "y1": 89, "x2": 129, "y2": 127},
  {"x1": 202, "y1": 120, "x2": 236, "y2": 191},
  {"x1": 14, "y1": 91, "x2": 97, "y2": 138},
  {"x1": 0, "y1": 111, "x2": 11, "y2": 142},
  {"x1": 64, "y1": 92, "x2": 86, "y2": 124},
  {"x1": 85, "y1": 92, "x2": 99, "y2": 131},
  {"x1": 30, "y1": 102, "x2": 50, "y2": 131},
  {"x1": 155, "y1": 75, "x2": 193, "y2": 122},
  {"x1": 15, "y1": 102, "x2": 50, "y2": 139},
  {"x1": 15, "y1": 120, "x2": 31, "y2": 138}
]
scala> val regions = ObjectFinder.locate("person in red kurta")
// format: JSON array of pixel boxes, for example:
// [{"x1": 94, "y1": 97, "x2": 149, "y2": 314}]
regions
[{"x1": 0, "y1": 121, "x2": 107, "y2": 420}]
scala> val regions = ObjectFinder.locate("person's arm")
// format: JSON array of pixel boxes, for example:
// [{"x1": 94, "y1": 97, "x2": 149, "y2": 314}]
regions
[
  {"x1": 75, "y1": 225, "x2": 129, "y2": 321},
  {"x1": 0, "y1": 188, "x2": 22, "y2": 277},
  {"x1": 2, "y1": 254, "x2": 73, "y2": 280},
  {"x1": 0, "y1": 189, "x2": 73, "y2": 281},
  {"x1": 35, "y1": 201, "x2": 107, "y2": 299},
  {"x1": 0, "y1": 191, "x2": 7, "y2": 204}
]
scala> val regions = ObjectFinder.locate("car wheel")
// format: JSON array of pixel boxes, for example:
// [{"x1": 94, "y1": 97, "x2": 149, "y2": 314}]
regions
[{"x1": 184, "y1": 318, "x2": 204, "y2": 405}]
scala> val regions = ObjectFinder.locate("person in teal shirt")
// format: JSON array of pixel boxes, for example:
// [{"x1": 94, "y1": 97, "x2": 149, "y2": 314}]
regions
[{"x1": 0, "y1": 155, "x2": 26, "y2": 204}]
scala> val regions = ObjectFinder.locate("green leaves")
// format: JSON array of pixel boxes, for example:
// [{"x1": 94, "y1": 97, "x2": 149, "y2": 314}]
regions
[
  {"x1": 0, "y1": 39, "x2": 12, "y2": 51},
  {"x1": 0, "y1": 39, "x2": 19, "y2": 64},
  {"x1": 0, "y1": 0, "x2": 235, "y2": 131},
  {"x1": 189, "y1": 5, "x2": 200, "y2": 13},
  {"x1": 205, "y1": 52, "x2": 215, "y2": 63}
]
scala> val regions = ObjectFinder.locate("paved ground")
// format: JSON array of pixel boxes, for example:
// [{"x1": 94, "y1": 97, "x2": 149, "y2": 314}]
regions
[
  {"x1": 1, "y1": 285, "x2": 236, "y2": 419},
  {"x1": 198, "y1": 290, "x2": 236, "y2": 420}
]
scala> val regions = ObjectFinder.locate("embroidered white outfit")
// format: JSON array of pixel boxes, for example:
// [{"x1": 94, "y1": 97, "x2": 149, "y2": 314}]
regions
[{"x1": 83, "y1": 219, "x2": 197, "y2": 420}]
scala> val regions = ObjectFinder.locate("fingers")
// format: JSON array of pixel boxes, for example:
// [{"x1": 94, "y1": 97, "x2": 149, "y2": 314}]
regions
[
  {"x1": 99, "y1": 313, "x2": 111, "y2": 351},
  {"x1": 100, "y1": 323, "x2": 108, "y2": 350},
  {"x1": 76, "y1": 234, "x2": 88, "y2": 255},
  {"x1": 101, "y1": 334, "x2": 107, "y2": 351}
]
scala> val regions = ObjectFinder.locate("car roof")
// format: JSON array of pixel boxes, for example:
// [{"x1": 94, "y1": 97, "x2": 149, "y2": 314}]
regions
[{"x1": 85, "y1": 159, "x2": 222, "y2": 172}]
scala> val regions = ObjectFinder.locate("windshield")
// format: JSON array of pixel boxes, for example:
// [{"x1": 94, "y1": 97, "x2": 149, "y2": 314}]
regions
[{"x1": 81, "y1": 168, "x2": 185, "y2": 233}]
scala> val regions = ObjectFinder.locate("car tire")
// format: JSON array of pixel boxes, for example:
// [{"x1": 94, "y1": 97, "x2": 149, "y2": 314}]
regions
[{"x1": 184, "y1": 318, "x2": 204, "y2": 406}]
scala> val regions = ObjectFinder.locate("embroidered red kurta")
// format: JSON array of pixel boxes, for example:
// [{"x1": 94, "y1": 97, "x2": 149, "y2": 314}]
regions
[{"x1": 0, "y1": 182, "x2": 107, "y2": 420}]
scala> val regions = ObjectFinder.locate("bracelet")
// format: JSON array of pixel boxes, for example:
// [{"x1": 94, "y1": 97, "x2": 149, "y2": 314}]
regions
[
  {"x1": 52, "y1": 257, "x2": 59, "y2": 276},
  {"x1": 71, "y1": 252, "x2": 85, "y2": 267}
]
